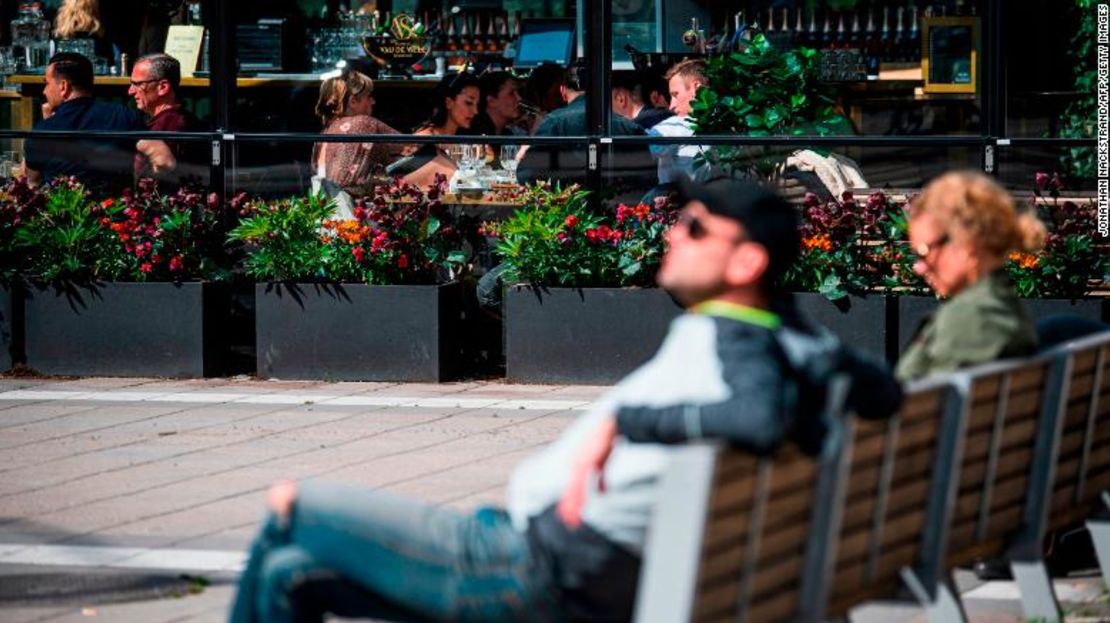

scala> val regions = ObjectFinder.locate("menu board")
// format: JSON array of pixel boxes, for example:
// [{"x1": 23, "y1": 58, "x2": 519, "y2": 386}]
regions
[{"x1": 164, "y1": 25, "x2": 205, "y2": 77}]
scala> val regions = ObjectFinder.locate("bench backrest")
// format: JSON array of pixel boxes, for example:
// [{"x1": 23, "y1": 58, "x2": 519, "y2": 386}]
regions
[
  {"x1": 825, "y1": 380, "x2": 953, "y2": 616},
  {"x1": 943, "y1": 356, "x2": 1056, "y2": 567},
  {"x1": 634, "y1": 330, "x2": 1110, "y2": 622},
  {"x1": 1048, "y1": 332, "x2": 1110, "y2": 530},
  {"x1": 633, "y1": 377, "x2": 850, "y2": 623}
]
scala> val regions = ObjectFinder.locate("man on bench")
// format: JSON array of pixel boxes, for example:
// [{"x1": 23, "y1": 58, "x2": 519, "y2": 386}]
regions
[{"x1": 228, "y1": 176, "x2": 903, "y2": 623}]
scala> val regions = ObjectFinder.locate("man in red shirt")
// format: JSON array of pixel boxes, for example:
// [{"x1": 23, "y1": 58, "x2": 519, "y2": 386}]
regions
[{"x1": 128, "y1": 53, "x2": 203, "y2": 186}]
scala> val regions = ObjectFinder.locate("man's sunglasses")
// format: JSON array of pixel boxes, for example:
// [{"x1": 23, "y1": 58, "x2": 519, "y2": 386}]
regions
[{"x1": 676, "y1": 212, "x2": 746, "y2": 243}]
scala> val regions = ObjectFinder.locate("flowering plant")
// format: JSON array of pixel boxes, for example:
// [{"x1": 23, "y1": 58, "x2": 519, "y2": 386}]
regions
[
  {"x1": 1006, "y1": 173, "x2": 1109, "y2": 299},
  {"x1": 783, "y1": 190, "x2": 918, "y2": 299},
  {"x1": 487, "y1": 183, "x2": 677, "y2": 288},
  {"x1": 99, "y1": 179, "x2": 232, "y2": 282},
  {"x1": 0, "y1": 176, "x2": 47, "y2": 283},
  {"x1": 229, "y1": 176, "x2": 468, "y2": 284},
  {"x1": 6, "y1": 177, "x2": 125, "y2": 284},
  {"x1": 5, "y1": 177, "x2": 232, "y2": 284}
]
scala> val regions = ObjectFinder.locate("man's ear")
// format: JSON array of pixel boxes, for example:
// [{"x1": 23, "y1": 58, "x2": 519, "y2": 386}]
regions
[
  {"x1": 559, "y1": 84, "x2": 570, "y2": 103},
  {"x1": 725, "y1": 242, "x2": 770, "y2": 289}
]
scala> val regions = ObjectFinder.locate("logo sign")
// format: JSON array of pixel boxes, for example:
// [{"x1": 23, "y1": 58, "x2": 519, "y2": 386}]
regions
[{"x1": 362, "y1": 13, "x2": 431, "y2": 69}]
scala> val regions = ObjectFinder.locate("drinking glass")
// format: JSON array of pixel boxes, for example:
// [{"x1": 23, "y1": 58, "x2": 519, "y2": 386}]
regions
[
  {"x1": 500, "y1": 144, "x2": 520, "y2": 180},
  {"x1": 0, "y1": 47, "x2": 17, "y2": 76}
]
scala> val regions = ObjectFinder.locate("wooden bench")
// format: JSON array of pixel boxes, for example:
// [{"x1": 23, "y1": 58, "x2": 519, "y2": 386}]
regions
[{"x1": 632, "y1": 329, "x2": 1110, "y2": 623}]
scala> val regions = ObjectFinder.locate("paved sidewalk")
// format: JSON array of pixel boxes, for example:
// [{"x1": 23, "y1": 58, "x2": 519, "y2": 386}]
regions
[{"x1": 0, "y1": 376, "x2": 1104, "y2": 622}]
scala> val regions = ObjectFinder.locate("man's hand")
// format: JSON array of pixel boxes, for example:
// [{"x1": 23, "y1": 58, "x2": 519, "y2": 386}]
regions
[
  {"x1": 557, "y1": 416, "x2": 617, "y2": 529},
  {"x1": 41, "y1": 101, "x2": 54, "y2": 120}
]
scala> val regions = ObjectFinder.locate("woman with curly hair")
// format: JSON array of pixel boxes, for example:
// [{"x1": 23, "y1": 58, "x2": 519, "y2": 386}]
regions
[
  {"x1": 896, "y1": 170, "x2": 1048, "y2": 381},
  {"x1": 312, "y1": 67, "x2": 404, "y2": 201}
]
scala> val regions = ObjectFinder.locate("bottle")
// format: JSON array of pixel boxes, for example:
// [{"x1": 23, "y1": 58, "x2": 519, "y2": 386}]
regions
[
  {"x1": 793, "y1": 8, "x2": 804, "y2": 47},
  {"x1": 497, "y1": 13, "x2": 509, "y2": 52},
  {"x1": 820, "y1": 12, "x2": 833, "y2": 48},
  {"x1": 865, "y1": 7, "x2": 880, "y2": 77},
  {"x1": 879, "y1": 6, "x2": 891, "y2": 64},
  {"x1": 849, "y1": 11, "x2": 862, "y2": 49},
  {"x1": 835, "y1": 12, "x2": 846, "y2": 48},
  {"x1": 11, "y1": 2, "x2": 50, "y2": 71},
  {"x1": 459, "y1": 12, "x2": 471, "y2": 53},
  {"x1": 446, "y1": 15, "x2": 458, "y2": 52},
  {"x1": 893, "y1": 6, "x2": 905, "y2": 62},
  {"x1": 471, "y1": 14, "x2": 484, "y2": 53},
  {"x1": 907, "y1": 3, "x2": 920, "y2": 62},
  {"x1": 806, "y1": 8, "x2": 819, "y2": 49},
  {"x1": 486, "y1": 13, "x2": 497, "y2": 52}
]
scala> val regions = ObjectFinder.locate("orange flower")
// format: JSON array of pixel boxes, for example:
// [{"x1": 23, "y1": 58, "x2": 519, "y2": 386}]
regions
[
  {"x1": 802, "y1": 234, "x2": 833, "y2": 253},
  {"x1": 1009, "y1": 251, "x2": 1039, "y2": 270},
  {"x1": 333, "y1": 219, "x2": 370, "y2": 244}
]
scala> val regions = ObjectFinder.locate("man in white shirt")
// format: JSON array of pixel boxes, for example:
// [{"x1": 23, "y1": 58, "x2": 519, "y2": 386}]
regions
[{"x1": 648, "y1": 58, "x2": 711, "y2": 184}]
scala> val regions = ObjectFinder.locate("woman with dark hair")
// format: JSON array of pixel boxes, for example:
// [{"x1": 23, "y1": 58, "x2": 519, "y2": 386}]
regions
[
  {"x1": 389, "y1": 72, "x2": 480, "y2": 188},
  {"x1": 414, "y1": 72, "x2": 481, "y2": 140}
]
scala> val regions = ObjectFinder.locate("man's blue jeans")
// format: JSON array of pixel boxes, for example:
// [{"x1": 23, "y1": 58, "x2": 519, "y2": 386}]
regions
[{"x1": 228, "y1": 481, "x2": 565, "y2": 623}]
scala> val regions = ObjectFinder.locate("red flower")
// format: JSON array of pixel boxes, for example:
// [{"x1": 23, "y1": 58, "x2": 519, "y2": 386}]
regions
[
  {"x1": 397, "y1": 254, "x2": 409, "y2": 269},
  {"x1": 98, "y1": 217, "x2": 111, "y2": 227},
  {"x1": 585, "y1": 228, "x2": 598, "y2": 242},
  {"x1": 556, "y1": 232, "x2": 570, "y2": 244},
  {"x1": 352, "y1": 247, "x2": 366, "y2": 262},
  {"x1": 353, "y1": 206, "x2": 368, "y2": 222},
  {"x1": 101, "y1": 198, "x2": 115, "y2": 208},
  {"x1": 134, "y1": 246, "x2": 147, "y2": 258},
  {"x1": 564, "y1": 215, "x2": 579, "y2": 230},
  {"x1": 596, "y1": 225, "x2": 613, "y2": 240},
  {"x1": 1035, "y1": 172, "x2": 1049, "y2": 191},
  {"x1": 140, "y1": 262, "x2": 153, "y2": 273},
  {"x1": 168, "y1": 256, "x2": 184, "y2": 272}
]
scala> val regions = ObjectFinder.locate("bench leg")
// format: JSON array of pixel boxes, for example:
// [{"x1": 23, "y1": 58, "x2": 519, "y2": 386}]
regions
[
  {"x1": 1009, "y1": 557, "x2": 1062, "y2": 623},
  {"x1": 1087, "y1": 516, "x2": 1110, "y2": 588},
  {"x1": 900, "y1": 567, "x2": 969, "y2": 623}
]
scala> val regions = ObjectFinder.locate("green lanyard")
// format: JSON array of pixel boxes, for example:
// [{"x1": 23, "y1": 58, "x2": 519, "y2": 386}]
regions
[{"x1": 691, "y1": 300, "x2": 781, "y2": 330}]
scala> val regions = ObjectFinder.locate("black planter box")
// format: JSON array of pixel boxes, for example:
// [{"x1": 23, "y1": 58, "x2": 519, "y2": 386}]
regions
[
  {"x1": 24, "y1": 282, "x2": 229, "y2": 377},
  {"x1": 898, "y1": 295, "x2": 1109, "y2": 356},
  {"x1": 794, "y1": 293, "x2": 893, "y2": 363},
  {"x1": 0, "y1": 285, "x2": 15, "y2": 372},
  {"x1": 255, "y1": 282, "x2": 461, "y2": 382},
  {"x1": 505, "y1": 286, "x2": 683, "y2": 384}
]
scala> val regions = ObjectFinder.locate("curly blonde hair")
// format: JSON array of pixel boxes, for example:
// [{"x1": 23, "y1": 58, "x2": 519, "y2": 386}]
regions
[
  {"x1": 54, "y1": 0, "x2": 104, "y2": 39},
  {"x1": 315, "y1": 69, "x2": 374, "y2": 126},
  {"x1": 909, "y1": 170, "x2": 1046, "y2": 258}
]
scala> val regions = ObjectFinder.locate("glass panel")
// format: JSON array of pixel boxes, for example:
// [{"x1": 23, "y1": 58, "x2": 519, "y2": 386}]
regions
[
  {"x1": 598, "y1": 141, "x2": 984, "y2": 206},
  {"x1": 996, "y1": 145, "x2": 1096, "y2": 194},
  {"x1": 231, "y1": 1, "x2": 580, "y2": 133},
  {"x1": 1, "y1": 2, "x2": 213, "y2": 130},
  {"x1": 614, "y1": 0, "x2": 987, "y2": 136},
  {"x1": 1005, "y1": 0, "x2": 1089, "y2": 138}
]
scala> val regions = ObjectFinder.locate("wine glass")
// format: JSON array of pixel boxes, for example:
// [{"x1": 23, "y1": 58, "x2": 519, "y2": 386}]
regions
[{"x1": 500, "y1": 144, "x2": 520, "y2": 181}]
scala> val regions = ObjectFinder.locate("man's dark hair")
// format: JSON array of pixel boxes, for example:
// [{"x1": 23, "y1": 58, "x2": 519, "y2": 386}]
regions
[
  {"x1": 678, "y1": 175, "x2": 800, "y2": 293},
  {"x1": 137, "y1": 53, "x2": 182, "y2": 90},
  {"x1": 564, "y1": 59, "x2": 587, "y2": 92},
  {"x1": 611, "y1": 73, "x2": 643, "y2": 102},
  {"x1": 47, "y1": 52, "x2": 94, "y2": 92},
  {"x1": 477, "y1": 70, "x2": 515, "y2": 112}
]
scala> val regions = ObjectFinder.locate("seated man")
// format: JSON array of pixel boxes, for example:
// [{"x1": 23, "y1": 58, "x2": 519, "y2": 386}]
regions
[
  {"x1": 612, "y1": 72, "x2": 673, "y2": 131},
  {"x1": 229, "y1": 177, "x2": 903, "y2": 623},
  {"x1": 649, "y1": 58, "x2": 711, "y2": 185},
  {"x1": 517, "y1": 61, "x2": 654, "y2": 189},
  {"x1": 24, "y1": 52, "x2": 174, "y2": 193},
  {"x1": 128, "y1": 53, "x2": 205, "y2": 187}
]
